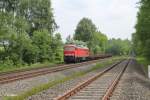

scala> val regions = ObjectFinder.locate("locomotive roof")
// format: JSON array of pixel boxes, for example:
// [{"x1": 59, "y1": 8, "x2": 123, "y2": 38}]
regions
[{"x1": 64, "y1": 44, "x2": 89, "y2": 49}]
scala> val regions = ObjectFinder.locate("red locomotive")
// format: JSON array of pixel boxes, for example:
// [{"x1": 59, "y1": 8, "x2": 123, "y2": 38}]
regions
[
  {"x1": 64, "y1": 44, "x2": 90, "y2": 63},
  {"x1": 64, "y1": 43, "x2": 112, "y2": 63}
]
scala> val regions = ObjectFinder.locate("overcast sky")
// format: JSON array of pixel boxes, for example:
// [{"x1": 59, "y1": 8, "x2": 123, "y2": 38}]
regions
[{"x1": 52, "y1": 0, "x2": 139, "y2": 41}]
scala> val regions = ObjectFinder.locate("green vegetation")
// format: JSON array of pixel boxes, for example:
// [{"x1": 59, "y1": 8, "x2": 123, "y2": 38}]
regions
[
  {"x1": 4, "y1": 57, "x2": 124, "y2": 100},
  {"x1": 73, "y1": 18, "x2": 108, "y2": 54},
  {"x1": 66, "y1": 39, "x2": 88, "y2": 48},
  {"x1": 72, "y1": 17, "x2": 131, "y2": 55},
  {"x1": 136, "y1": 57, "x2": 149, "y2": 67},
  {"x1": 133, "y1": 0, "x2": 150, "y2": 60},
  {"x1": 0, "y1": 0, "x2": 63, "y2": 69},
  {"x1": 0, "y1": 1, "x2": 132, "y2": 71},
  {"x1": 0, "y1": 62, "x2": 61, "y2": 73},
  {"x1": 106, "y1": 39, "x2": 131, "y2": 56},
  {"x1": 136, "y1": 57, "x2": 149, "y2": 72}
]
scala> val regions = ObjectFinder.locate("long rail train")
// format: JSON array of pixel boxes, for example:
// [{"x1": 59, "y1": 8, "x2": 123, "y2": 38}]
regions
[{"x1": 64, "y1": 44, "x2": 111, "y2": 63}]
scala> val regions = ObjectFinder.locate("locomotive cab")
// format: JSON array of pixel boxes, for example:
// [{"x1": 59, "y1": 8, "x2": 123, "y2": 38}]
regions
[
  {"x1": 64, "y1": 44, "x2": 89, "y2": 63},
  {"x1": 64, "y1": 45, "x2": 76, "y2": 63}
]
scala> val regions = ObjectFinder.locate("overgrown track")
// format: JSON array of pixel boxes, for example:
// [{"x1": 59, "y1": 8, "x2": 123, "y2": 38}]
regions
[
  {"x1": 55, "y1": 59, "x2": 130, "y2": 100},
  {"x1": 0, "y1": 59, "x2": 108, "y2": 84}
]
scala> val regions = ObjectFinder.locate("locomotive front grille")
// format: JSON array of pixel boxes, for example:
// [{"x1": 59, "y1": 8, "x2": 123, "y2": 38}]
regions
[{"x1": 64, "y1": 56, "x2": 75, "y2": 63}]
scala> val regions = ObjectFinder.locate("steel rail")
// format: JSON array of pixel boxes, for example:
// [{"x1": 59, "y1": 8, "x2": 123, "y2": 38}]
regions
[
  {"x1": 0, "y1": 59, "x2": 107, "y2": 84},
  {"x1": 102, "y1": 59, "x2": 130, "y2": 100},
  {"x1": 55, "y1": 60, "x2": 124, "y2": 100}
]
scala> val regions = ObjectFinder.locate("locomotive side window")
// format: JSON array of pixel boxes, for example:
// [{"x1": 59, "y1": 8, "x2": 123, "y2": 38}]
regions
[{"x1": 64, "y1": 47, "x2": 75, "y2": 51}]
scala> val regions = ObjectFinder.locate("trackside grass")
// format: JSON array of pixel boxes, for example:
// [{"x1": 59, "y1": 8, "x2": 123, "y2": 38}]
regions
[
  {"x1": 136, "y1": 57, "x2": 149, "y2": 75},
  {"x1": 0, "y1": 56, "x2": 125, "y2": 73},
  {"x1": 3, "y1": 57, "x2": 125, "y2": 100},
  {"x1": 0, "y1": 61, "x2": 62, "y2": 73},
  {"x1": 136, "y1": 57, "x2": 149, "y2": 66}
]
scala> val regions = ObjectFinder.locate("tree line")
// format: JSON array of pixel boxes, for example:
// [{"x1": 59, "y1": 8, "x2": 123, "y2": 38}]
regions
[
  {"x1": 0, "y1": 0, "x2": 63, "y2": 66},
  {"x1": 132, "y1": 0, "x2": 150, "y2": 60},
  {"x1": 106, "y1": 39, "x2": 131, "y2": 55},
  {"x1": 0, "y1": 0, "x2": 132, "y2": 67},
  {"x1": 67, "y1": 18, "x2": 131, "y2": 55}
]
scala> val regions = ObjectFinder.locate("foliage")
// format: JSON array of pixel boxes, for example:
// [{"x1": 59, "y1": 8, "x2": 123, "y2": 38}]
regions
[
  {"x1": 31, "y1": 29, "x2": 52, "y2": 62},
  {"x1": 0, "y1": 0, "x2": 63, "y2": 67},
  {"x1": 133, "y1": 0, "x2": 150, "y2": 60},
  {"x1": 17, "y1": 0, "x2": 57, "y2": 35},
  {"x1": 74, "y1": 18, "x2": 97, "y2": 42},
  {"x1": 0, "y1": 0, "x2": 134, "y2": 69},
  {"x1": 9, "y1": 32, "x2": 33, "y2": 64},
  {"x1": 136, "y1": 57, "x2": 149, "y2": 74},
  {"x1": 132, "y1": 33, "x2": 143, "y2": 55},
  {"x1": 73, "y1": 17, "x2": 131, "y2": 55},
  {"x1": 74, "y1": 17, "x2": 108, "y2": 54},
  {"x1": 52, "y1": 33, "x2": 63, "y2": 62},
  {"x1": 66, "y1": 39, "x2": 88, "y2": 48},
  {"x1": 93, "y1": 31, "x2": 107, "y2": 54},
  {"x1": 106, "y1": 38, "x2": 131, "y2": 55}
]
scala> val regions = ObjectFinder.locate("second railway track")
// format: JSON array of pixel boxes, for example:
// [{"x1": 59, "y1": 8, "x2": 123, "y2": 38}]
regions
[
  {"x1": 55, "y1": 59, "x2": 130, "y2": 100},
  {"x1": 0, "y1": 59, "x2": 108, "y2": 84}
]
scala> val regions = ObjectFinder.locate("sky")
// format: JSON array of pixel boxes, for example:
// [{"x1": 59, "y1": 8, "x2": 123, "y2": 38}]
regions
[{"x1": 52, "y1": 0, "x2": 139, "y2": 41}]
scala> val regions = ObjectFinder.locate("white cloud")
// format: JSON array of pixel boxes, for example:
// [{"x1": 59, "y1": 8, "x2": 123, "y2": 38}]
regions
[{"x1": 52, "y1": 0, "x2": 139, "y2": 41}]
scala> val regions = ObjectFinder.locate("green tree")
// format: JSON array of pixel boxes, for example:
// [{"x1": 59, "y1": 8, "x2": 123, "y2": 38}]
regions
[
  {"x1": 8, "y1": 32, "x2": 33, "y2": 65},
  {"x1": 74, "y1": 18, "x2": 97, "y2": 42},
  {"x1": 93, "y1": 31, "x2": 108, "y2": 53},
  {"x1": 0, "y1": 0, "x2": 62, "y2": 66},
  {"x1": 52, "y1": 33, "x2": 63, "y2": 62},
  {"x1": 32, "y1": 29, "x2": 52, "y2": 62},
  {"x1": 132, "y1": 33, "x2": 142, "y2": 55},
  {"x1": 133, "y1": 0, "x2": 150, "y2": 59},
  {"x1": 0, "y1": 12, "x2": 14, "y2": 55},
  {"x1": 74, "y1": 18, "x2": 97, "y2": 52},
  {"x1": 74, "y1": 17, "x2": 108, "y2": 54},
  {"x1": 106, "y1": 39, "x2": 131, "y2": 56},
  {"x1": 18, "y1": 0, "x2": 57, "y2": 35},
  {"x1": 0, "y1": 12, "x2": 30, "y2": 64}
]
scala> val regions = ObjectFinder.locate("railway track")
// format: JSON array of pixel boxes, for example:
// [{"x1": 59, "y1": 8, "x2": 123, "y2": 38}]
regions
[
  {"x1": 55, "y1": 59, "x2": 130, "y2": 100},
  {"x1": 0, "y1": 59, "x2": 108, "y2": 84}
]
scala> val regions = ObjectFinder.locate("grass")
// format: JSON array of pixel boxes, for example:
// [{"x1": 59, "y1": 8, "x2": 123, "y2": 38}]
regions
[
  {"x1": 136, "y1": 57, "x2": 149, "y2": 66},
  {"x1": 136, "y1": 57, "x2": 149, "y2": 73},
  {"x1": 0, "y1": 61, "x2": 62, "y2": 73},
  {"x1": 0, "y1": 46, "x2": 4, "y2": 51},
  {"x1": 3, "y1": 57, "x2": 125, "y2": 100}
]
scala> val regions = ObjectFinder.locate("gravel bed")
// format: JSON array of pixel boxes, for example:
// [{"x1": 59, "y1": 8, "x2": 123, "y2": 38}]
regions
[
  {"x1": 110, "y1": 59, "x2": 150, "y2": 100},
  {"x1": 26, "y1": 62, "x2": 113, "y2": 100},
  {"x1": 68, "y1": 60, "x2": 127, "y2": 100},
  {"x1": 0, "y1": 62, "x2": 99, "y2": 99},
  {"x1": 27, "y1": 71, "x2": 96, "y2": 100}
]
